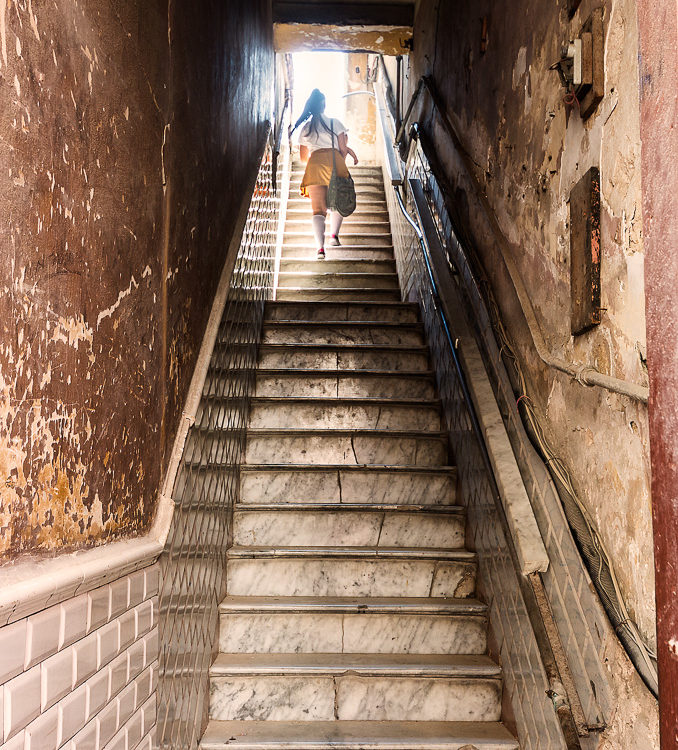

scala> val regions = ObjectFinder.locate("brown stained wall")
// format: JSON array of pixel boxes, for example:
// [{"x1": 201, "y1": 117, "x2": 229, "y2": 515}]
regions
[
  {"x1": 411, "y1": 1, "x2": 657, "y2": 745},
  {"x1": 0, "y1": 0, "x2": 274, "y2": 559}
]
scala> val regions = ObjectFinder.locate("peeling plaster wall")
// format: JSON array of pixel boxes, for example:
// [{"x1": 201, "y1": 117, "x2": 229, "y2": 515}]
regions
[
  {"x1": 411, "y1": 0, "x2": 657, "y2": 746},
  {"x1": 0, "y1": 0, "x2": 274, "y2": 559}
]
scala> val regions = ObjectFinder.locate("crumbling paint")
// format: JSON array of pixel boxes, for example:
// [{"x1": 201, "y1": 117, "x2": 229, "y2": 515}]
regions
[
  {"x1": 0, "y1": 0, "x2": 274, "y2": 558},
  {"x1": 274, "y1": 23, "x2": 412, "y2": 56},
  {"x1": 412, "y1": 0, "x2": 657, "y2": 745}
]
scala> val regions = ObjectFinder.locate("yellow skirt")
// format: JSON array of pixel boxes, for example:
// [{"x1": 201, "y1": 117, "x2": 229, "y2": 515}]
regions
[{"x1": 300, "y1": 148, "x2": 350, "y2": 197}]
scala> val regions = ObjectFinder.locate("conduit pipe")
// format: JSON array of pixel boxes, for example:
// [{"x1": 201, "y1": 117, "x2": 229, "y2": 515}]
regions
[{"x1": 397, "y1": 75, "x2": 649, "y2": 404}]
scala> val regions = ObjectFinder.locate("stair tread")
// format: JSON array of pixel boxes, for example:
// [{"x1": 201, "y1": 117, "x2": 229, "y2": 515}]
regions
[
  {"x1": 250, "y1": 397, "x2": 440, "y2": 406},
  {"x1": 246, "y1": 428, "x2": 447, "y2": 437},
  {"x1": 263, "y1": 321, "x2": 420, "y2": 328},
  {"x1": 241, "y1": 464, "x2": 456, "y2": 473},
  {"x1": 235, "y1": 503, "x2": 463, "y2": 514},
  {"x1": 219, "y1": 596, "x2": 485, "y2": 615},
  {"x1": 256, "y1": 368, "x2": 434, "y2": 377},
  {"x1": 228, "y1": 546, "x2": 475, "y2": 560},
  {"x1": 201, "y1": 720, "x2": 518, "y2": 749},
  {"x1": 259, "y1": 343, "x2": 428, "y2": 351},
  {"x1": 209, "y1": 653, "x2": 500, "y2": 677}
]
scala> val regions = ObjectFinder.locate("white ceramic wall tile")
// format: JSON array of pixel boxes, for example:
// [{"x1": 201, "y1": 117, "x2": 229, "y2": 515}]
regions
[
  {"x1": 26, "y1": 607, "x2": 61, "y2": 670},
  {"x1": 107, "y1": 727, "x2": 127, "y2": 750},
  {"x1": 128, "y1": 572, "x2": 146, "y2": 611},
  {"x1": 4, "y1": 665, "x2": 41, "y2": 738},
  {"x1": 117, "y1": 683, "x2": 136, "y2": 730},
  {"x1": 96, "y1": 701, "x2": 119, "y2": 748},
  {"x1": 135, "y1": 600, "x2": 153, "y2": 640},
  {"x1": 59, "y1": 596, "x2": 88, "y2": 651},
  {"x1": 41, "y1": 647, "x2": 74, "y2": 710},
  {"x1": 108, "y1": 653, "x2": 129, "y2": 701},
  {"x1": 127, "y1": 641, "x2": 145, "y2": 684},
  {"x1": 0, "y1": 563, "x2": 160, "y2": 750},
  {"x1": 0, "y1": 620, "x2": 27, "y2": 684},
  {"x1": 73, "y1": 632, "x2": 98, "y2": 688},
  {"x1": 58, "y1": 684, "x2": 88, "y2": 747},
  {"x1": 118, "y1": 610, "x2": 136, "y2": 652},
  {"x1": 86, "y1": 669, "x2": 109, "y2": 721},
  {"x1": 67, "y1": 715, "x2": 97, "y2": 749},
  {"x1": 109, "y1": 580, "x2": 129, "y2": 622},
  {"x1": 1, "y1": 731, "x2": 24, "y2": 750},
  {"x1": 97, "y1": 621, "x2": 120, "y2": 671},
  {"x1": 24, "y1": 704, "x2": 59, "y2": 749},
  {"x1": 88, "y1": 587, "x2": 111, "y2": 634}
]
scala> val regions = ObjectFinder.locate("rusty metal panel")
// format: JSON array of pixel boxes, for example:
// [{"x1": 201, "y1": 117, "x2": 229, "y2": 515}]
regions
[{"x1": 570, "y1": 167, "x2": 601, "y2": 336}]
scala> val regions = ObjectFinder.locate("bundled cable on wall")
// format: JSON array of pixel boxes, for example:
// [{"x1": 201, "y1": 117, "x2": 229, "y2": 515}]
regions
[{"x1": 484, "y1": 283, "x2": 659, "y2": 698}]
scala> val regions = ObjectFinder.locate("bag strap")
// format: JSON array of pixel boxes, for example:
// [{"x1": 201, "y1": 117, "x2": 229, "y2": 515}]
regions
[{"x1": 330, "y1": 119, "x2": 337, "y2": 172}]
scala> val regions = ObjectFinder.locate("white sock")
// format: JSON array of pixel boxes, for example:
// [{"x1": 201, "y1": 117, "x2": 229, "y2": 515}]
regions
[
  {"x1": 330, "y1": 211, "x2": 343, "y2": 237},
  {"x1": 312, "y1": 214, "x2": 326, "y2": 248}
]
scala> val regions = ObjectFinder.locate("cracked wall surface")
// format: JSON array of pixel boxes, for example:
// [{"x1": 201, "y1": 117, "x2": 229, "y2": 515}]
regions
[
  {"x1": 0, "y1": 0, "x2": 273, "y2": 558},
  {"x1": 410, "y1": 0, "x2": 657, "y2": 747}
]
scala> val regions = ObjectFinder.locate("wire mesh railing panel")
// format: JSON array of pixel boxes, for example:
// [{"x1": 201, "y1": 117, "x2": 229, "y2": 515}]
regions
[
  {"x1": 383, "y1": 146, "x2": 568, "y2": 750},
  {"x1": 156, "y1": 141, "x2": 281, "y2": 750}
]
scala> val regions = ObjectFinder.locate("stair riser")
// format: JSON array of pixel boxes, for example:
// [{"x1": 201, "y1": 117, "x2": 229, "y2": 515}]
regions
[
  {"x1": 264, "y1": 303, "x2": 417, "y2": 323},
  {"x1": 278, "y1": 274, "x2": 399, "y2": 290},
  {"x1": 240, "y1": 468, "x2": 456, "y2": 506},
  {"x1": 257, "y1": 348, "x2": 429, "y2": 372},
  {"x1": 280, "y1": 247, "x2": 394, "y2": 261},
  {"x1": 233, "y1": 510, "x2": 464, "y2": 547},
  {"x1": 244, "y1": 433, "x2": 447, "y2": 466},
  {"x1": 219, "y1": 612, "x2": 487, "y2": 655},
  {"x1": 284, "y1": 234, "x2": 392, "y2": 247},
  {"x1": 248, "y1": 403, "x2": 440, "y2": 432},
  {"x1": 279, "y1": 260, "x2": 396, "y2": 274},
  {"x1": 262, "y1": 325, "x2": 422, "y2": 346},
  {"x1": 285, "y1": 225, "x2": 391, "y2": 236},
  {"x1": 209, "y1": 675, "x2": 500, "y2": 722},
  {"x1": 285, "y1": 210, "x2": 389, "y2": 221},
  {"x1": 275, "y1": 289, "x2": 401, "y2": 303},
  {"x1": 255, "y1": 374, "x2": 435, "y2": 399},
  {"x1": 227, "y1": 558, "x2": 476, "y2": 598}
]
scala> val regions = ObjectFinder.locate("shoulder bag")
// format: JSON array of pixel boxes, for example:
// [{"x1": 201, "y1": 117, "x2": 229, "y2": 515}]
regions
[{"x1": 327, "y1": 119, "x2": 356, "y2": 217}]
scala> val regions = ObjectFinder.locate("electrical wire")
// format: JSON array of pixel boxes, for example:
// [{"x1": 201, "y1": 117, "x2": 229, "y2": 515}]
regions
[{"x1": 485, "y1": 288, "x2": 659, "y2": 696}]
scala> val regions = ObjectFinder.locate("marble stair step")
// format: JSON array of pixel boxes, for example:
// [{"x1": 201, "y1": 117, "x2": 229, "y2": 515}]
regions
[
  {"x1": 264, "y1": 301, "x2": 418, "y2": 323},
  {"x1": 286, "y1": 200, "x2": 387, "y2": 213},
  {"x1": 283, "y1": 233, "x2": 393, "y2": 247},
  {"x1": 277, "y1": 272, "x2": 399, "y2": 290},
  {"x1": 254, "y1": 370, "x2": 435, "y2": 399},
  {"x1": 226, "y1": 547, "x2": 476, "y2": 598},
  {"x1": 279, "y1": 258, "x2": 396, "y2": 274},
  {"x1": 208, "y1": 654, "x2": 500, "y2": 722},
  {"x1": 233, "y1": 504, "x2": 465, "y2": 547},
  {"x1": 280, "y1": 246, "x2": 394, "y2": 261},
  {"x1": 285, "y1": 207, "x2": 389, "y2": 220},
  {"x1": 284, "y1": 219, "x2": 391, "y2": 232},
  {"x1": 244, "y1": 428, "x2": 448, "y2": 466},
  {"x1": 275, "y1": 287, "x2": 402, "y2": 303},
  {"x1": 200, "y1": 720, "x2": 519, "y2": 750},
  {"x1": 261, "y1": 321, "x2": 423, "y2": 346},
  {"x1": 240, "y1": 465, "x2": 457, "y2": 506},
  {"x1": 247, "y1": 398, "x2": 441, "y2": 432},
  {"x1": 257, "y1": 343, "x2": 430, "y2": 371}
]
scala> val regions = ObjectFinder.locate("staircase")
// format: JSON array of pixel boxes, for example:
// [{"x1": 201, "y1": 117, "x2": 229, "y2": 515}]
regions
[{"x1": 200, "y1": 163, "x2": 518, "y2": 749}]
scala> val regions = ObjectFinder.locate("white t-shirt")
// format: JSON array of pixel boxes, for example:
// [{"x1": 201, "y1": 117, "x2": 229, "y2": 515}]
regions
[{"x1": 299, "y1": 115, "x2": 347, "y2": 153}]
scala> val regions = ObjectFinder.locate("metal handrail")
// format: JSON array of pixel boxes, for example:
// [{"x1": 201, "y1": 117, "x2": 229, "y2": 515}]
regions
[{"x1": 396, "y1": 75, "x2": 648, "y2": 403}]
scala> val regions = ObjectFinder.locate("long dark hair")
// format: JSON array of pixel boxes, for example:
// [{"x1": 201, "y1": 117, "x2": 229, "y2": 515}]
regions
[{"x1": 291, "y1": 88, "x2": 331, "y2": 137}]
